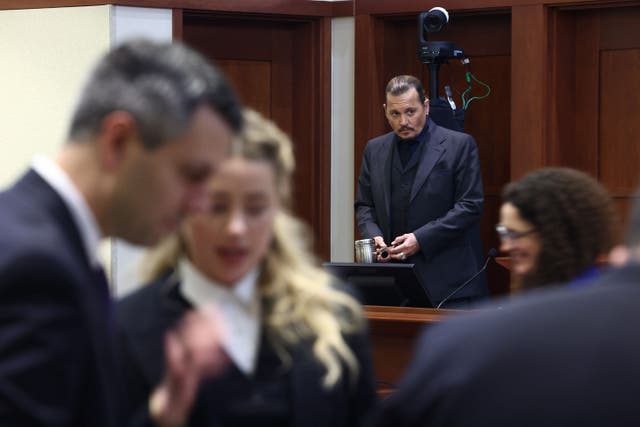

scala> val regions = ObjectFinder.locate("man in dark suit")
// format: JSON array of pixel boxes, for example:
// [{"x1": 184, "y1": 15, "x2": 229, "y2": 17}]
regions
[
  {"x1": 373, "y1": 189, "x2": 640, "y2": 426},
  {"x1": 0, "y1": 40, "x2": 242, "y2": 427},
  {"x1": 355, "y1": 75, "x2": 487, "y2": 307}
]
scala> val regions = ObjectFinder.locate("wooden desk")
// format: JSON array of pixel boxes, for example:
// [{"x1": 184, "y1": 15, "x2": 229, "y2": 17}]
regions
[{"x1": 365, "y1": 305, "x2": 459, "y2": 393}]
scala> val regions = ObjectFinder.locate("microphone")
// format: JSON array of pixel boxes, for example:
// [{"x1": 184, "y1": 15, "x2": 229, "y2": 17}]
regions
[{"x1": 436, "y1": 248, "x2": 497, "y2": 309}]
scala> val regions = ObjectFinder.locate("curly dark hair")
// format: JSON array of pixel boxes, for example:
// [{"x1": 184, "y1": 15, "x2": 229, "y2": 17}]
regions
[{"x1": 502, "y1": 167, "x2": 615, "y2": 288}]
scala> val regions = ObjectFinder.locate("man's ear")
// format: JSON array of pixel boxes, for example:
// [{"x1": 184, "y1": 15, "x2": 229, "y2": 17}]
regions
[
  {"x1": 382, "y1": 104, "x2": 387, "y2": 112},
  {"x1": 97, "y1": 111, "x2": 138, "y2": 171}
]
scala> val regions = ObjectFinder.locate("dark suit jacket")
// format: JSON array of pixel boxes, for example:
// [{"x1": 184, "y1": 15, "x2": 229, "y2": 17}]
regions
[
  {"x1": 374, "y1": 263, "x2": 640, "y2": 426},
  {"x1": 116, "y1": 272, "x2": 377, "y2": 427},
  {"x1": 0, "y1": 170, "x2": 121, "y2": 427},
  {"x1": 355, "y1": 122, "x2": 487, "y2": 304}
]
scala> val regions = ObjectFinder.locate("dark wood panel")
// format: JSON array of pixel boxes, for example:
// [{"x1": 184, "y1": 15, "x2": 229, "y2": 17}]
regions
[
  {"x1": 599, "y1": 49, "x2": 640, "y2": 195},
  {"x1": 0, "y1": 0, "x2": 354, "y2": 16},
  {"x1": 216, "y1": 60, "x2": 272, "y2": 117},
  {"x1": 426, "y1": 12, "x2": 511, "y2": 57},
  {"x1": 511, "y1": 5, "x2": 547, "y2": 179},
  {"x1": 354, "y1": 0, "x2": 633, "y2": 15},
  {"x1": 173, "y1": 8, "x2": 184, "y2": 40},
  {"x1": 548, "y1": 9, "x2": 600, "y2": 174},
  {"x1": 354, "y1": 14, "x2": 386, "y2": 175},
  {"x1": 600, "y1": 6, "x2": 640, "y2": 49},
  {"x1": 457, "y1": 55, "x2": 511, "y2": 193},
  {"x1": 548, "y1": 9, "x2": 572, "y2": 168},
  {"x1": 290, "y1": 17, "x2": 332, "y2": 258},
  {"x1": 612, "y1": 197, "x2": 634, "y2": 244},
  {"x1": 570, "y1": 12, "x2": 600, "y2": 174}
]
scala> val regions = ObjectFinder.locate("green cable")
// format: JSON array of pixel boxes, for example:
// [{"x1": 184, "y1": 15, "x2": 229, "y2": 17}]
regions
[{"x1": 461, "y1": 72, "x2": 491, "y2": 110}]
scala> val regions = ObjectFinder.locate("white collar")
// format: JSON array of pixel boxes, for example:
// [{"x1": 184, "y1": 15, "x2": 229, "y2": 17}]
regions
[
  {"x1": 32, "y1": 156, "x2": 103, "y2": 268},
  {"x1": 179, "y1": 258, "x2": 261, "y2": 375}
]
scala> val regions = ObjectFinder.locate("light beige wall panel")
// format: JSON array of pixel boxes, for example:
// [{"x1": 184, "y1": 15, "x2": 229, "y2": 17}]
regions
[{"x1": 0, "y1": 5, "x2": 111, "y2": 188}]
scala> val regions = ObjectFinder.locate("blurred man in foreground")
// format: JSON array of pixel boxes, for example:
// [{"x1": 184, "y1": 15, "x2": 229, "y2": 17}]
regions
[{"x1": 0, "y1": 40, "x2": 242, "y2": 427}]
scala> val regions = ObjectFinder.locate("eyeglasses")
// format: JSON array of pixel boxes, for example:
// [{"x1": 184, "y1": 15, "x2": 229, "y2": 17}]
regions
[{"x1": 495, "y1": 224, "x2": 537, "y2": 241}]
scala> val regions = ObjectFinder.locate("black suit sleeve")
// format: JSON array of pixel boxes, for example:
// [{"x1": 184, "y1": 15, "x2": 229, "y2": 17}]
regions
[{"x1": 0, "y1": 253, "x2": 89, "y2": 427}]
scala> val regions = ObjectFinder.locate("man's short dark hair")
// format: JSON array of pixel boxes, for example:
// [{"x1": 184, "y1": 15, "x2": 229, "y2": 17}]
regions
[
  {"x1": 68, "y1": 39, "x2": 243, "y2": 149},
  {"x1": 385, "y1": 75, "x2": 427, "y2": 104}
]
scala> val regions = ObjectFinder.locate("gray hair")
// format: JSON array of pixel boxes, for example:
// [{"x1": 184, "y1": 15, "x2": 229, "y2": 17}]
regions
[{"x1": 68, "y1": 39, "x2": 243, "y2": 149}]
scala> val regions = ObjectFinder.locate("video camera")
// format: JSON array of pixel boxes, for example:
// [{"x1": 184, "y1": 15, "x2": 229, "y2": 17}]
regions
[{"x1": 417, "y1": 7, "x2": 464, "y2": 64}]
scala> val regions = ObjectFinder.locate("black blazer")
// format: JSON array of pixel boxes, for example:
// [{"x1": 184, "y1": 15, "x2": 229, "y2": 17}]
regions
[
  {"x1": 355, "y1": 122, "x2": 487, "y2": 304},
  {"x1": 374, "y1": 264, "x2": 640, "y2": 426},
  {"x1": 0, "y1": 170, "x2": 121, "y2": 427},
  {"x1": 116, "y1": 272, "x2": 377, "y2": 427}
]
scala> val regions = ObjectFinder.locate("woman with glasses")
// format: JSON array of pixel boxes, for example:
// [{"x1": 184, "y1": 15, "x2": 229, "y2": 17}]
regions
[
  {"x1": 116, "y1": 109, "x2": 376, "y2": 427},
  {"x1": 496, "y1": 167, "x2": 615, "y2": 289}
]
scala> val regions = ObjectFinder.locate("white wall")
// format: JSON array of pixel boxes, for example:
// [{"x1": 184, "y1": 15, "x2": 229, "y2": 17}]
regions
[
  {"x1": 0, "y1": 5, "x2": 172, "y2": 296},
  {"x1": 330, "y1": 17, "x2": 355, "y2": 262},
  {"x1": 0, "y1": 6, "x2": 111, "y2": 188}
]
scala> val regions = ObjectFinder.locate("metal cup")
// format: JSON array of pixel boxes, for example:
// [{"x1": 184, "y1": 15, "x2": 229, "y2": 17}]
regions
[{"x1": 355, "y1": 238, "x2": 376, "y2": 263}]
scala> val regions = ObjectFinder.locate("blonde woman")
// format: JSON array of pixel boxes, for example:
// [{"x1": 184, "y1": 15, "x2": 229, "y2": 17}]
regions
[{"x1": 116, "y1": 109, "x2": 376, "y2": 427}]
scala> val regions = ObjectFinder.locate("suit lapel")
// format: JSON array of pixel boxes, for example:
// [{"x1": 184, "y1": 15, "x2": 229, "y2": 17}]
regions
[{"x1": 410, "y1": 125, "x2": 445, "y2": 203}]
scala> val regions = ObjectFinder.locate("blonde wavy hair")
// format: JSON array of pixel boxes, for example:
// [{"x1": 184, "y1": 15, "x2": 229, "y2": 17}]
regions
[{"x1": 142, "y1": 109, "x2": 365, "y2": 388}]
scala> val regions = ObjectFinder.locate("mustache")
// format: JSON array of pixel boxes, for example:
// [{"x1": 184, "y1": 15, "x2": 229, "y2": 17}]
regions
[{"x1": 399, "y1": 126, "x2": 414, "y2": 132}]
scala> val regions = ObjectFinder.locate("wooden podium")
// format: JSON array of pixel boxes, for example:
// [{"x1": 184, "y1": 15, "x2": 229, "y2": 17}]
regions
[{"x1": 365, "y1": 305, "x2": 459, "y2": 395}]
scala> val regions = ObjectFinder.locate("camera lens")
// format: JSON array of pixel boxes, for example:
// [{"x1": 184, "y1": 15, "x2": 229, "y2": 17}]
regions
[{"x1": 423, "y1": 10, "x2": 447, "y2": 33}]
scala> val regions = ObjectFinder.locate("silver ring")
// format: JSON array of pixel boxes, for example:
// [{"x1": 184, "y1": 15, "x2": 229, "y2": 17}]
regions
[{"x1": 400, "y1": 252, "x2": 405, "y2": 260}]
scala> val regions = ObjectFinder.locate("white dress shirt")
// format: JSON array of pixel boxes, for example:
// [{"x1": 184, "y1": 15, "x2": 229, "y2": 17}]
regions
[{"x1": 179, "y1": 257, "x2": 261, "y2": 375}]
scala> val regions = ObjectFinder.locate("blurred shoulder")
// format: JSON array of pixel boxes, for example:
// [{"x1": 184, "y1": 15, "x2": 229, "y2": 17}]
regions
[
  {"x1": 116, "y1": 271, "x2": 175, "y2": 324},
  {"x1": 417, "y1": 275, "x2": 640, "y2": 355}
]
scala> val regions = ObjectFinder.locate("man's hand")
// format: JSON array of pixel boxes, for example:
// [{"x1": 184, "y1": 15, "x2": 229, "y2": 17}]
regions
[
  {"x1": 373, "y1": 236, "x2": 392, "y2": 262},
  {"x1": 390, "y1": 233, "x2": 420, "y2": 260},
  {"x1": 149, "y1": 308, "x2": 228, "y2": 427}
]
